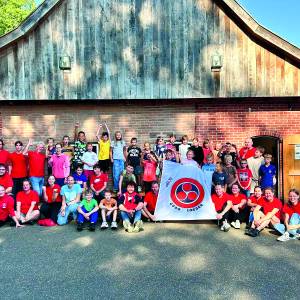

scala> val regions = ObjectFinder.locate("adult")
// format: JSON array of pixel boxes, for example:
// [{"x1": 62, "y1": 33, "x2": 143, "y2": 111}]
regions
[
  {"x1": 142, "y1": 181, "x2": 159, "y2": 221},
  {"x1": 57, "y1": 176, "x2": 81, "y2": 225},
  {"x1": 23, "y1": 139, "x2": 46, "y2": 197},
  {"x1": 119, "y1": 181, "x2": 144, "y2": 233},
  {"x1": 275, "y1": 189, "x2": 300, "y2": 241},
  {"x1": 239, "y1": 138, "x2": 256, "y2": 160},
  {"x1": 9, "y1": 141, "x2": 27, "y2": 197},
  {"x1": 0, "y1": 185, "x2": 22, "y2": 227},
  {"x1": 222, "y1": 155, "x2": 237, "y2": 193},
  {"x1": 15, "y1": 180, "x2": 40, "y2": 224},
  {"x1": 212, "y1": 184, "x2": 232, "y2": 232},
  {"x1": 188, "y1": 138, "x2": 204, "y2": 166},
  {"x1": 229, "y1": 184, "x2": 247, "y2": 229},
  {"x1": 48, "y1": 143, "x2": 70, "y2": 186},
  {"x1": 0, "y1": 139, "x2": 10, "y2": 169},
  {"x1": 0, "y1": 164, "x2": 13, "y2": 194},
  {"x1": 40, "y1": 176, "x2": 62, "y2": 225},
  {"x1": 246, "y1": 187, "x2": 282, "y2": 237}
]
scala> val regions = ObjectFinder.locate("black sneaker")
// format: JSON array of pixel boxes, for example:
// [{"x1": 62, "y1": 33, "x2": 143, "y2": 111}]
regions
[
  {"x1": 245, "y1": 228, "x2": 255, "y2": 236},
  {"x1": 252, "y1": 229, "x2": 260, "y2": 237},
  {"x1": 89, "y1": 223, "x2": 96, "y2": 232},
  {"x1": 77, "y1": 223, "x2": 83, "y2": 232}
]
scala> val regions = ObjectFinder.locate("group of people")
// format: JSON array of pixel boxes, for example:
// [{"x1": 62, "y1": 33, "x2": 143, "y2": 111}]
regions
[{"x1": 0, "y1": 122, "x2": 299, "y2": 241}]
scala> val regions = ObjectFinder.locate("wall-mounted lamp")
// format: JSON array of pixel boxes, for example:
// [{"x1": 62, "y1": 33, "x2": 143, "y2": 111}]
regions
[
  {"x1": 59, "y1": 55, "x2": 71, "y2": 70},
  {"x1": 211, "y1": 52, "x2": 222, "y2": 72}
]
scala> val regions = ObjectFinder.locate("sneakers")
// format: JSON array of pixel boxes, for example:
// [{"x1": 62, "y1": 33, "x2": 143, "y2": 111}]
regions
[
  {"x1": 220, "y1": 220, "x2": 230, "y2": 232},
  {"x1": 245, "y1": 228, "x2": 260, "y2": 237},
  {"x1": 77, "y1": 223, "x2": 83, "y2": 232},
  {"x1": 111, "y1": 221, "x2": 118, "y2": 230},
  {"x1": 231, "y1": 220, "x2": 241, "y2": 229},
  {"x1": 123, "y1": 220, "x2": 133, "y2": 233},
  {"x1": 100, "y1": 221, "x2": 109, "y2": 230},
  {"x1": 132, "y1": 220, "x2": 143, "y2": 233},
  {"x1": 89, "y1": 223, "x2": 96, "y2": 232}
]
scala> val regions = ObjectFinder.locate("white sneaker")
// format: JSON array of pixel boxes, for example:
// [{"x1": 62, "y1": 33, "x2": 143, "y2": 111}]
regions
[
  {"x1": 111, "y1": 221, "x2": 118, "y2": 229},
  {"x1": 277, "y1": 231, "x2": 290, "y2": 242},
  {"x1": 222, "y1": 220, "x2": 230, "y2": 232},
  {"x1": 235, "y1": 220, "x2": 241, "y2": 229},
  {"x1": 100, "y1": 221, "x2": 109, "y2": 229}
]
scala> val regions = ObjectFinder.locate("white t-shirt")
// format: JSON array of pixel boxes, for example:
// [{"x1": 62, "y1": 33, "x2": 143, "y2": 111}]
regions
[
  {"x1": 179, "y1": 144, "x2": 190, "y2": 159},
  {"x1": 81, "y1": 151, "x2": 98, "y2": 170}
]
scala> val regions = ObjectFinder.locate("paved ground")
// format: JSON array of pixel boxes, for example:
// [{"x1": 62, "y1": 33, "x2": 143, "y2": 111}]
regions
[{"x1": 0, "y1": 221, "x2": 299, "y2": 300}]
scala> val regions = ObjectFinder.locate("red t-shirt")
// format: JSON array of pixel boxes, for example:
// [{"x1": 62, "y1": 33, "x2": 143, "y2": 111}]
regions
[
  {"x1": 0, "y1": 194, "x2": 15, "y2": 221},
  {"x1": 282, "y1": 202, "x2": 300, "y2": 218},
  {"x1": 90, "y1": 173, "x2": 108, "y2": 191},
  {"x1": 239, "y1": 147, "x2": 256, "y2": 160},
  {"x1": 0, "y1": 149, "x2": 10, "y2": 166},
  {"x1": 212, "y1": 192, "x2": 231, "y2": 212},
  {"x1": 143, "y1": 160, "x2": 157, "y2": 182},
  {"x1": 16, "y1": 190, "x2": 39, "y2": 214},
  {"x1": 10, "y1": 152, "x2": 27, "y2": 178},
  {"x1": 45, "y1": 184, "x2": 62, "y2": 203},
  {"x1": 258, "y1": 197, "x2": 282, "y2": 219},
  {"x1": 144, "y1": 191, "x2": 158, "y2": 212},
  {"x1": 230, "y1": 193, "x2": 247, "y2": 208},
  {"x1": 28, "y1": 151, "x2": 46, "y2": 177},
  {"x1": 0, "y1": 173, "x2": 13, "y2": 189},
  {"x1": 237, "y1": 168, "x2": 252, "y2": 190}
]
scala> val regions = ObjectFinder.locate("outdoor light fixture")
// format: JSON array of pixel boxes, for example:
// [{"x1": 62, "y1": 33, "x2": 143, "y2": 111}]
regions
[
  {"x1": 211, "y1": 52, "x2": 222, "y2": 72},
  {"x1": 59, "y1": 55, "x2": 71, "y2": 70}
]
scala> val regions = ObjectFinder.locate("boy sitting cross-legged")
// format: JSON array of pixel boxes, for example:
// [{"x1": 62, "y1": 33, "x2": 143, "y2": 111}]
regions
[
  {"x1": 118, "y1": 181, "x2": 144, "y2": 233},
  {"x1": 99, "y1": 190, "x2": 118, "y2": 230},
  {"x1": 77, "y1": 189, "x2": 99, "y2": 232}
]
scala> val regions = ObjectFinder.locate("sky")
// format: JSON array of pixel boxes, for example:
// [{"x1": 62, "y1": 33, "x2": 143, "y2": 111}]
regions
[{"x1": 237, "y1": 0, "x2": 300, "y2": 48}]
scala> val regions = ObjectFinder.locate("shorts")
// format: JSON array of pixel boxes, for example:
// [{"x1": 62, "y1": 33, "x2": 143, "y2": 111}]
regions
[
  {"x1": 98, "y1": 159, "x2": 110, "y2": 173},
  {"x1": 133, "y1": 165, "x2": 142, "y2": 176}
]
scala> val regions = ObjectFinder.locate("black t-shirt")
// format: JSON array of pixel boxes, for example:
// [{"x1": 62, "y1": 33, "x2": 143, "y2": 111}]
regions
[
  {"x1": 188, "y1": 145, "x2": 204, "y2": 165},
  {"x1": 127, "y1": 146, "x2": 142, "y2": 167}
]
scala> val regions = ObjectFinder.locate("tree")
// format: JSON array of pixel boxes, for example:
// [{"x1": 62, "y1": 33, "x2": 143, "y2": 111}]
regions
[{"x1": 0, "y1": 0, "x2": 37, "y2": 36}]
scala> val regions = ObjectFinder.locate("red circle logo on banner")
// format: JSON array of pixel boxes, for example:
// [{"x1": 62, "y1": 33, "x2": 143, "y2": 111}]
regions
[{"x1": 170, "y1": 178, "x2": 205, "y2": 208}]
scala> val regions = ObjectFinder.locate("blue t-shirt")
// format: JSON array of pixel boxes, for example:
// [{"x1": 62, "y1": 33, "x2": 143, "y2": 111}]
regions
[
  {"x1": 60, "y1": 183, "x2": 82, "y2": 203},
  {"x1": 212, "y1": 171, "x2": 228, "y2": 186},
  {"x1": 202, "y1": 163, "x2": 216, "y2": 188},
  {"x1": 72, "y1": 173, "x2": 88, "y2": 189},
  {"x1": 259, "y1": 164, "x2": 276, "y2": 189},
  {"x1": 111, "y1": 140, "x2": 126, "y2": 160}
]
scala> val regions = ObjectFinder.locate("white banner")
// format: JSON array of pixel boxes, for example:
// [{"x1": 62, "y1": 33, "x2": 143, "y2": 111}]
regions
[{"x1": 154, "y1": 161, "x2": 217, "y2": 220}]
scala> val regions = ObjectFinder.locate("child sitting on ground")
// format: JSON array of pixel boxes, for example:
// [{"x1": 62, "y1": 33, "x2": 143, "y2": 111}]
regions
[
  {"x1": 99, "y1": 190, "x2": 118, "y2": 229},
  {"x1": 77, "y1": 189, "x2": 99, "y2": 232},
  {"x1": 72, "y1": 165, "x2": 87, "y2": 193}
]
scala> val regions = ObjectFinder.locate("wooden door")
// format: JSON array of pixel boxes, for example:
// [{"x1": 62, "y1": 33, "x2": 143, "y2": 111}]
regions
[{"x1": 283, "y1": 135, "x2": 300, "y2": 199}]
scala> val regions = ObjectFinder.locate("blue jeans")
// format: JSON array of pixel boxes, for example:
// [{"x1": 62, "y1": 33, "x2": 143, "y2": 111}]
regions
[
  {"x1": 120, "y1": 210, "x2": 142, "y2": 224},
  {"x1": 113, "y1": 159, "x2": 124, "y2": 190},
  {"x1": 77, "y1": 207, "x2": 98, "y2": 224},
  {"x1": 274, "y1": 213, "x2": 300, "y2": 236},
  {"x1": 57, "y1": 203, "x2": 79, "y2": 225},
  {"x1": 30, "y1": 176, "x2": 44, "y2": 197}
]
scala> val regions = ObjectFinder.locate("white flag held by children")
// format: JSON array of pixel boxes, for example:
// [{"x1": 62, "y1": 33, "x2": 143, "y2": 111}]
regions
[{"x1": 154, "y1": 161, "x2": 217, "y2": 220}]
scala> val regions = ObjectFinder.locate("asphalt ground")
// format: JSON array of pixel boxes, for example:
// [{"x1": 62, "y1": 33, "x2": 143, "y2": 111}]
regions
[{"x1": 0, "y1": 221, "x2": 299, "y2": 300}]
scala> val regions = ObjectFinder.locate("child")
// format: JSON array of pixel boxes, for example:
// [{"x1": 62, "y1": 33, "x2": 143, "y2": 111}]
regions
[
  {"x1": 259, "y1": 154, "x2": 276, "y2": 190},
  {"x1": 202, "y1": 153, "x2": 216, "y2": 189},
  {"x1": 179, "y1": 135, "x2": 189, "y2": 161},
  {"x1": 223, "y1": 155, "x2": 237, "y2": 193},
  {"x1": 77, "y1": 189, "x2": 99, "y2": 231},
  {"x1": 119, "y1": 181, "x2": 144, "y2": 233},
  {"x1": 72, "y1": 165, "x2": 87, "y2": 193},
  {"x1": 99, "y1": 190, "x2": 118, "y2": 229},
  {"x1": 237, "y1": 159, "x2": 252, "y2": 198},
  {"x1": 61, "y1": 135, "x2": 74, "y2": 162},
  {"x1": 153, "y1": 136, "x2": 166, "y2": 177},
  {"x1": 213, "y1": 142, "x2": 222, "y2": 164},
  {"x1": 96, "y1": 122, "x2": 111, "y2": 173},
  {"x1": 166, "y1": 134, "x2": 177, "y2": 154},
  {"x1": 247, "y1": 147, "x2": 265, "y2": 193},
  {"x1": 142, "y1": 181, "x2": 159, "y2": 222},
  {"x1": 90, "y1": 164, "x2": 108, "y2": 203},
  {"x1": 165, "y1": 149, "x2": 179, "y2": 163},
  {"x1": 188, "y1": 138, "x2": 204, "y2": 166},
  {"x1": 142, "y1": 147, "x2": 158, "y2": 193},
  {"x1": 81, "y1": 142, "x2": 98, "y2": 180},
  {"x1": 218, "y1": 142, "x2": 238, "y2": 167},
  {"x1": 212, "y1": 162, "x2": 228, "y2": 193},
  {"x1": 73, "y1": 122, "x2": 87, "y2": 170},
  {"x1": 181, "y1": 149, "x2": 199, "y2": 167},
  {"x1": 118, "y1": 164, "x2": 136, "y2": 197},
  {"x1": 202, "y1": 139, "x2": 212, "y2": 164},
  {"x1": 110, "y1": 131, "x2": 126, "y2": 192},
  {"x1": 127, "y1": 138, "x2": 142, "y2": 191}
]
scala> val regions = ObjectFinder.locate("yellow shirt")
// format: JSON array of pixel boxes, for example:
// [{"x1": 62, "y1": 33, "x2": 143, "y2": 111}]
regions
[{"x1": 98, "y1": 140, "x2": 110, "y2": 160}]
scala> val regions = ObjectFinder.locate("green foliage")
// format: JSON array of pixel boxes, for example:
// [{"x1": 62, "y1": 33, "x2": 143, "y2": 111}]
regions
[{"x1": 0, "y1": 0, "x2": 36, "y2": 36}]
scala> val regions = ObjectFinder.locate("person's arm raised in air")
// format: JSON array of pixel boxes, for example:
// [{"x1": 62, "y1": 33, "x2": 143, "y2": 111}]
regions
[
  {"x1": 103, "y1": 122, "x2": 111, "y2": 141},
  {"x1": 74, "y1": 122, "x2": 79, "y2": 142},
  {"x1": 23, "y1": 139, "x2": 33, "y2": 155}
]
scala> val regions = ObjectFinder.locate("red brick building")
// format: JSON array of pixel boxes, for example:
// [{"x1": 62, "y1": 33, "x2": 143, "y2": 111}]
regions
[{"x1": 0, "y1": 0, "x2": 300, "y2": 197}]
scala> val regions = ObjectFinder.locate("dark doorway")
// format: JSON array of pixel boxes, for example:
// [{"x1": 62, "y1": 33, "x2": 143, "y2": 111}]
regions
[{"x1": 251, "y1": 136, "x2": 281, "y2": 195}]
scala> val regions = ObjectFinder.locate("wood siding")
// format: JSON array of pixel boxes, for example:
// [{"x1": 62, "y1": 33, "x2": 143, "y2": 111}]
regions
[{"x1": 0, "y1": 0, "x2": 299, "y2": 100}]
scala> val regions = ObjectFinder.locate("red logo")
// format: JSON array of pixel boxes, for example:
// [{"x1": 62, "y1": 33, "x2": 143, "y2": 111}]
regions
[{"x1": 170, "y1": 178, "x2": 205, "y2": 209}]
